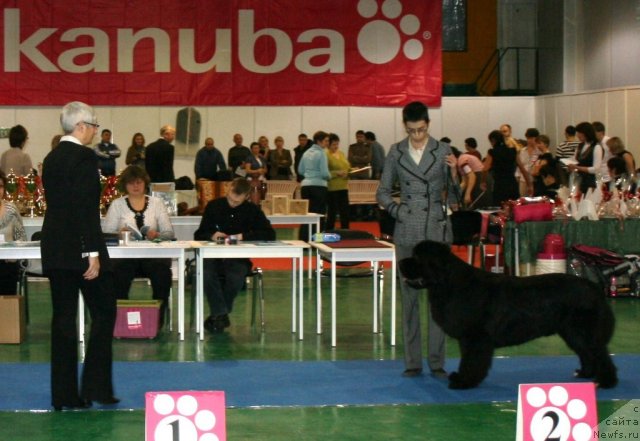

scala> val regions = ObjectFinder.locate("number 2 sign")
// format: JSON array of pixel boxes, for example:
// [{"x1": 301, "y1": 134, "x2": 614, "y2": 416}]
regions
[
  {"x1": 516, "y1": 383, "x2": 598, "y2": 441},
  {"x1": 145, "y1": 391, "x2": 227, "y2": 441}
]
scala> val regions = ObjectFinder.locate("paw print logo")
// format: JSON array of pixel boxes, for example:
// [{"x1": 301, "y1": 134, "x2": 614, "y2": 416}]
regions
[
  {"x1": 357, "y1": 0, "x2": 424, "y2": 64},
  {"x1": 153, "y1": 394, "x2": 222, "y2": 441},
  {"x1": 526, "y1": 386, "x2": 592, "y2": 441}
]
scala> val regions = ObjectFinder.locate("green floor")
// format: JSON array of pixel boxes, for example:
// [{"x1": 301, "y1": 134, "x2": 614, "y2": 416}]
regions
[{"x1": 2, "y1": 254, "x2": 639, "y2": 440}]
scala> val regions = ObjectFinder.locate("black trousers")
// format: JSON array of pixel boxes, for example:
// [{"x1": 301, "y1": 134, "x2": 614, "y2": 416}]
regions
[
  {"x1": 48, "y1": 269, "x2": 116, "y2": 406},
  {"x1": 203, "y1": 258, "x2": 252, "y2": 317},
  {"x1": 112, "y1": 258, "x2": 172, "y2": 321},
  {"x1": 299, "y1": 185, "x2": 327, "y2": 239},
  {"x1": 325, "y1": 189, "x2": 350, "y2": 230}
]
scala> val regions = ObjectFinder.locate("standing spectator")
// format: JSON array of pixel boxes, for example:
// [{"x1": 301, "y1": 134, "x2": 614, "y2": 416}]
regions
[
  {"x1": 1, "y1": 124, "x2": 33, "y2": 176},
  {"x1": 593, "y1": 121, "x2": 612, "y2": 183},
  {"x1": 568, "y1": 122, "x2": 603, "y2": 194},
  {"x1": 228, "y1": 133, "x2": 250, "y2": 177},
  {"x1": 244, "y1": 142, "x2": 268, "y2": 182},
  {"x1": 482, "y1": 130, "x2": 531, "y2": 206},
  {"x1": 377, "y1": 101, "x2": 459, "y2": 379},
  {"x1": 194, "y1": 178, "x2": 275, "y2": 333},
  {"x1": 125, "y1": 132, "x2": 146, "y2": 169},
  {"x1": 365, "y1": 131, "x2": 386, "y2": 179},
  {"x1": 194, "y1": 137, "x2": 227, "y2": 181},
  {"x1": 0, "y1": 170, "x2": 26, "y2": 293},
  {"x1": 245, "y1": 142, "x2": 268, "y2": 203},
  {"x1": 463, "y1": 137, "x2": 482, "y2": 160},
  {"x1": 531, "y1": 135, "x2": 564, "y2": 196},
  {"x1": 51, "y1": 134, "x2": 63, "y2": 150},
  {"x1": 555, "y1": 125, "x2": 580, "y2": 162},
  {"x1": 516, "y1": 128, "x2": 540, "y2": 196},
  {"x1": 103, "y1": 166, "x2": 174, "y2": 327},
  {"x1": 298, "y1": 131, "x2": 331, "y2": 238},
  {"x1": 257, "y1": 135, "x2": 270, "y2": 158},
  {"x1": 268, "y1": 136, "x2": 293, "y2": 180},
  {"x1": 500, "y1": 124, "x2": 523, "y2": 150},
  {"x1": 453, "y1": 148, "x2": 485, "y2": 208},
  {"x1": 325, "y1": 133, "x2": 350, "y2": 230},
  {"x1": 294, "y1": 133, "x2": 313, "y2": 182},
  {"x1": 145, "y1": 125, "x2": 176, "y2": 183},
  {"x1": 606, "y1": 137, "x2": 636, "y2": 175},
  {"x1": 94, "y1": 129, "x2": 121, "y2": 176},
  {"x1": 555, "y1": 125, "x2": 580, "y2": 182},
  {"x1": 41, "y1": 101, "x2": 118, "y2": 411},
  {"x1": 348, "y1": 130, "x2": 372, "y2": 179}
]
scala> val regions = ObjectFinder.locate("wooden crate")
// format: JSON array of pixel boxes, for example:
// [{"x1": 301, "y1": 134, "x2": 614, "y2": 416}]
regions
[
  {"x1": 261, "y1": 199, "x2": 273, "y2": 215},
  {"x1": 288, "y1": 199, "x2": 309, "y2": 215},
  {"x1": 272, "y1": 195, "x2": 290, "y2": 214}
]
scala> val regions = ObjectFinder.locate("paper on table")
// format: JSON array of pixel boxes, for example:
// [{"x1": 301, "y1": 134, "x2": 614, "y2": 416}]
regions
[{"x1": 349, "y1": 166, "x2": 372, "y2": 174}]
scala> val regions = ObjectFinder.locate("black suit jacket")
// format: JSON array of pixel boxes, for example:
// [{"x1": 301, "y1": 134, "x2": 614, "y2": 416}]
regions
[
  {"x1": 145, "y1": 138, "x2": 175, "y2": 183},
  {"x1": 41, "y1": 140, "x2": 110, "y2": 273}
]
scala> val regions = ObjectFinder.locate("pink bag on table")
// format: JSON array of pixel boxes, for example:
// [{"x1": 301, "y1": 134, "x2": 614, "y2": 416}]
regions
[{"x1": 512, "y1": 202, "x2": 553, "y2": 224}]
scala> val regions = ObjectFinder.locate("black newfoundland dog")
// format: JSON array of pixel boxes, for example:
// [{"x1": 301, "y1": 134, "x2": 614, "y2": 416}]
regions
[{"x1": 400, "y1": 240, "x2": 618, "y2": 389}]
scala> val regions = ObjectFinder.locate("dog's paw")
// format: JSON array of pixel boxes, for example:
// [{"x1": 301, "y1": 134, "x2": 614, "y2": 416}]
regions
[
  {"x1": 447, "y1": 372, "x2": 476, "y2": 389},
  {"x1": 595, "y1": 374, "x2": 618, "y2": 389},
  {"x1": 574, "y1": 368, "x2": 594, "y2": 379},
  {"x1": 405, "y1": 278, "x2": 426, "y2": 289}
]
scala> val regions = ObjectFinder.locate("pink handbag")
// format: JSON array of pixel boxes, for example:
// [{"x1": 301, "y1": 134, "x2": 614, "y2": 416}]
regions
[{"x1": 512, "y1": 202, "x2": 553, "y2": 223}]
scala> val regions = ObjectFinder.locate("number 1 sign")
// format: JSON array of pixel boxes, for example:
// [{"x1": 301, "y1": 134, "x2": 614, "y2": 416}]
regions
[
  {"x1": 516, "y1": 383, "x2": 597, "y2": 441},
  {"x1": 145, "y1": 391, "x2": 227, "y2": 441}
]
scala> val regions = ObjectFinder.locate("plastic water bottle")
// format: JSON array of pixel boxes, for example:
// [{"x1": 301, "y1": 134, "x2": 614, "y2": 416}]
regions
[
  {"x1": 312, "y1": 232, "x2": 341, "y2": 243},
  {"x1": 609, "y1": 276, "x2": 618, "y2": 297}
]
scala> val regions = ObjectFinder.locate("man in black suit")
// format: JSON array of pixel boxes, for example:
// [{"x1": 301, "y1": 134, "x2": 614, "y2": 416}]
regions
[
  {"x1": 145, "y1": 124, "x2": 176, "y2": 183},
  {"x1": 41, "y1": 101, "x2": 119, "y2": 411}
]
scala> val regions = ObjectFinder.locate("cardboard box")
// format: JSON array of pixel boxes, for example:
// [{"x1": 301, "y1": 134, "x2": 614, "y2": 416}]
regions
[
  {"x1": 114, "y1": 300, "x2": 161, "y2": 339},
  {"x1": 0, "y1": 295, "x2": 26, "y2": 344}
]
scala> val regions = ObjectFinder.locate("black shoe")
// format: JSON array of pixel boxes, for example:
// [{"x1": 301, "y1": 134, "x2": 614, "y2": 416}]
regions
[
  {"x1": 204, "y1": 315, "x2": 230, "y2": 333},
  {"x1": 215, "y1": 314, "x2": 231, "y2": 328},
  {"x1": 402, "y1": 368, "x2": 423, "y2": 378},
  {"x1": 53, "y1": 399, "x2": 92, "y2": 411},
  {"x1": 85, "y1": 396, "x2": 121, "y2": 406},
  {"x1": 430, "y1": 368, "x2": 448, "y2": 379}
]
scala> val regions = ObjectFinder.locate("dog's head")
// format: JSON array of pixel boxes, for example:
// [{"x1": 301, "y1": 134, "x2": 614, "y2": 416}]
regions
[{"x1": 399, "y1": 240, "x2": 452, "y2": 289}]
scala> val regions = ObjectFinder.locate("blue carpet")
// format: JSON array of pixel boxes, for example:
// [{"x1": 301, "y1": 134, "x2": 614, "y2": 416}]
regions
[{"x1": 1, "y1": 355, "x2": 637, "y2": 411}]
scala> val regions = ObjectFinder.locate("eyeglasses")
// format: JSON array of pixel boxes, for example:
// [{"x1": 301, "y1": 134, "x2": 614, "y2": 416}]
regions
[
  {"x1": 83, "y1": 121, "x2": 100, "y2": 128},
  {"x1": 406, "y1": 127, "x2": 428, "y2": 136}
]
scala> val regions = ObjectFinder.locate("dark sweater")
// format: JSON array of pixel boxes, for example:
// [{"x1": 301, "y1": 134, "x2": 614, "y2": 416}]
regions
[{"x1": 194, "y1": 197, "x2": 275, "y2": 241}]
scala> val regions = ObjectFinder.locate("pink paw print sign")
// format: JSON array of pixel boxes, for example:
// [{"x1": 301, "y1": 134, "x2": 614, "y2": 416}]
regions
[
  {"x1": 516, "y1": 383, "x2": 598, "y2": 441},
  {"x1": 145, "y1": 391, "x2": 227, "y2": 441}
]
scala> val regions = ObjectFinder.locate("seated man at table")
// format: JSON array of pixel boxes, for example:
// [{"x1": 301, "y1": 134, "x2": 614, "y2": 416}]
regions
[{"x1": 194, "y1": 177, "x2": 276, "y2": 333}]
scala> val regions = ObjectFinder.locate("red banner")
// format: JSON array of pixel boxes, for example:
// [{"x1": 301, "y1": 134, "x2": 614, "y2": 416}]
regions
[{"x1": 0, "y1": 1, "x2": 441, "y2": 106}]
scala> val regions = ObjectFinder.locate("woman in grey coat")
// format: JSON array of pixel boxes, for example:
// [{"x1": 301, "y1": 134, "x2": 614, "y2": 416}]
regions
[{"x1": 376, "y1": 101, "x2": 459, "y2": 379}]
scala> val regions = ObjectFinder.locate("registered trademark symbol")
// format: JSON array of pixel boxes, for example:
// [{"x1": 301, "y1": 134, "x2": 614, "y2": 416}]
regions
[{"x1": 423, "y1": 31, "x2": 432, "y2": 40}]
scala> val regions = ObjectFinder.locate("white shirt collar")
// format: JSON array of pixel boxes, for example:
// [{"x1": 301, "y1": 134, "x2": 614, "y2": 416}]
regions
[{"x1": 60, "y1": 134, "x2": 83, "y2": 146}]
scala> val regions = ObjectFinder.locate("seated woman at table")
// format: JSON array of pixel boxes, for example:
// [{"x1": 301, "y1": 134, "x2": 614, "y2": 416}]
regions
[
  {"x1": 103, "y1": 166, "x2": 175, "y2": 326},
  {"x1": 0, "y1": 170, "x2": 27, "y2": 294}
]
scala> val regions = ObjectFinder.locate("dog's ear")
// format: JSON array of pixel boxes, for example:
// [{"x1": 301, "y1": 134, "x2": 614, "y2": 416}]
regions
[
  {"x1": 399, "y1": 257, "x2": 421, "y2": 281},
  {"x1": 413, "y1": 240, "x2": 451, "y2": 261}
]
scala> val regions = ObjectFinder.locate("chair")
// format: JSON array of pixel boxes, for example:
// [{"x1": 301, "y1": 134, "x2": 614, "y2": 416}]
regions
[
  {"x1": 17, "y1": 232, "x2": 44, "y2": 323},
  {"x1": 450, "y1": 210, "x2": 484, "y2": 266},
  {"x1": 187, "y1": 261, "x2": 265, "y2": 331}
]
